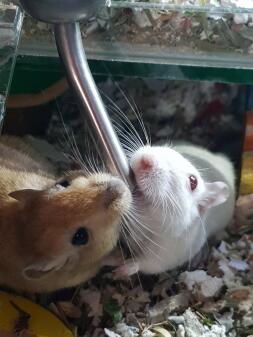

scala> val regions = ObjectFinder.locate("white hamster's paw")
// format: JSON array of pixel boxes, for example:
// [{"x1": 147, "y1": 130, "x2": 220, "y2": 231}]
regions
[
  {"x1": 114, "y1": 260, "x2": 139, "y2": 278},
  {"x1": 234, "y1": 195, "x2": 253, "y2": 229},
  {"x1": 188, "y1": 245, "x2": 209, "y2": 270}
]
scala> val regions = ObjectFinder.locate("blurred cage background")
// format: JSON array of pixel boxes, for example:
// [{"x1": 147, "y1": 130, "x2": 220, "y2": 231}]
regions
[{"x1": 3, "y1": 73, "x2": 250, "y2": 187}]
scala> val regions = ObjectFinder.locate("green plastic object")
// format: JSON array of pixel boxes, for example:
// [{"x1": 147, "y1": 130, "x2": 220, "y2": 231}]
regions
[{"x1": 8, "y1": 55, "x2": 253, "y2": 97}]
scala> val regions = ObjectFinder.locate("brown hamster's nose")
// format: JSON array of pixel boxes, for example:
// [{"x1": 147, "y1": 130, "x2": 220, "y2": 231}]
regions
[{"x1": 104, "y1": 179, "x2": 127, "y2": 207}]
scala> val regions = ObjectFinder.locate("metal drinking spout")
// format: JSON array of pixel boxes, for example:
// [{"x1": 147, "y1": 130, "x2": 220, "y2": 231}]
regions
[
  {"x1": 19, "y1": 0, "x2": 134, "y2": 188},
  {"x1": 19, "y1": 0, "x2": 103, "y2": 23}
]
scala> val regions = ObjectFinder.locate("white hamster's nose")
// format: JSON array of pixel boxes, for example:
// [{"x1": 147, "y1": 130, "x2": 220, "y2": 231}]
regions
[{"x1": 135, "y1": 155, "x2": 154, "y2": 173}]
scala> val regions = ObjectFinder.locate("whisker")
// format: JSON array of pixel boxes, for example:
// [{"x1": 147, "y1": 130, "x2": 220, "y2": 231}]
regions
[
  {"x1": 113, "y1": 82, "x2": 151, "y2": 146},
  {"x1": 121, "y1": 225, "x2": 142, "y2": 289}
]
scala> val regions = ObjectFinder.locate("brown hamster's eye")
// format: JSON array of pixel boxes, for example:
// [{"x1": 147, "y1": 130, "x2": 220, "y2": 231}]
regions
[
  {"x1": 189, "y1": 175, "x2": 198, "y2": 191},
  {"x1": 56, "y1": 179, "x2": 70, "y2": 188},
  {"x1": 72, "y1": 227, "x2": 89, "y2": 246}
]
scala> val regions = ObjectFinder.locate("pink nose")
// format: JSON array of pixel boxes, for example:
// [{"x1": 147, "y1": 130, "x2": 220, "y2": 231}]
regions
[{"x1": 138, "y1": 157, "x2": 154, "y2": 172}]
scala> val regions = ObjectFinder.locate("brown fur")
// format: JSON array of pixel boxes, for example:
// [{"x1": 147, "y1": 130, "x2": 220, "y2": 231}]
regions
[{"x1": 0, "y1": 136, "x2": 131, "y2": 293}]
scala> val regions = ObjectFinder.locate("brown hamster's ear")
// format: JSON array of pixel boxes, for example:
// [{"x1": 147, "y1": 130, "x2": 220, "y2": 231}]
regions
[
  {"x1": 198, "y1": 181, "x2": 229, "y2": 213},
  {"x1": 9, "y1": 189, "x2": 43, "y2": 203},
  {"x1": 23, "y1": 256, "x2": 68, "y2": 280}
]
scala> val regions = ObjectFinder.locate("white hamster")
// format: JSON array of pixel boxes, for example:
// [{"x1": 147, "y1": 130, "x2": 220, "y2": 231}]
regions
[{"x1": 116, "y1": 143, "x2": 236, "y2": 276}]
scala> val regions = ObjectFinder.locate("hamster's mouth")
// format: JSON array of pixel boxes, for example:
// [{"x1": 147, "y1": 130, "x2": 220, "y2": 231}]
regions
[
  {"x1": 132, "y1": 185, "x2": 146, "y2": 201},
  {"x1": 132, "y1": 179, "x2": 162, "y2": 207},
  {"x1": 131, "y1": 171, "x2": 155, "y2": 204},
  {"x1": 134, "y1": 188, "x2": 143, "y2": 198}
]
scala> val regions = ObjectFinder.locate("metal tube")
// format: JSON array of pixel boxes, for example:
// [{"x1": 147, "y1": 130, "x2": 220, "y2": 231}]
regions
[{"x1": 54, "y1": 22, "x2": 133, "y2": 188}]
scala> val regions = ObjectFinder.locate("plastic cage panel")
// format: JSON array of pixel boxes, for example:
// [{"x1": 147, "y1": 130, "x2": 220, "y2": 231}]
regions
[{"x1": 0, "y1": 2, "x2": 23, "y2": 129}]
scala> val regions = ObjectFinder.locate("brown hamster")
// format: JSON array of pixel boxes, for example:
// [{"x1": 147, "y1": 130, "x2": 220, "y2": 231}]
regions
[{"x1": 0, "y1": 136, "x2": 131, "y2": 293}]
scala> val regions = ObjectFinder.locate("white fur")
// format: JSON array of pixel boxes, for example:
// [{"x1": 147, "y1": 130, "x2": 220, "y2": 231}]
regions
[{"x1": 118, "y1": 143, "x2": 235, "y2": 276}]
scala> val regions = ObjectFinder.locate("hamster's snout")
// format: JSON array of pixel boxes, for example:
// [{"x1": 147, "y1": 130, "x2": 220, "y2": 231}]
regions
[
  {"x1": 131, "y1": 154, "x2": 154, "y2": 175},
  {"x1": 138, "y1": 157, "x2": 154, "y2": 172},
  {"x1": 104, "y1": 178, "x2": 128, "y2": 207}
]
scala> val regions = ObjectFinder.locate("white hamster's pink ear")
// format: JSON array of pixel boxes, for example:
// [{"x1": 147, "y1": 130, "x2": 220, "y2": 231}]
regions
[
  {"x1": 9, "y1": 189, "x2": 42, "y2": 203},
  {"x1": 198, "y1": 181, "x2": 230, "y2": 212},
  {"x1": 22, "y1": 256, "x2": 68, "y2": 280}
]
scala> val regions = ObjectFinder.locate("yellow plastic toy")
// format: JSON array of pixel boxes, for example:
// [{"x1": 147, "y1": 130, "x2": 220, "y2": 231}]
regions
[
  {"x1": 240, "y1": 112, "x2": 253, "y2": 195},
  {"x1": 240, "y1": 152, "x2": 253, "y2": 195},
  {"x1": 0, "y1": 291, "x2": 74, "y2": 337}
]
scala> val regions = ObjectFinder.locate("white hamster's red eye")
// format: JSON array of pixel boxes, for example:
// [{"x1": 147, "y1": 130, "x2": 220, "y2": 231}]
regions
[{"x1": 189, "y1": 175, "x2": 198, "y2": 191}]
